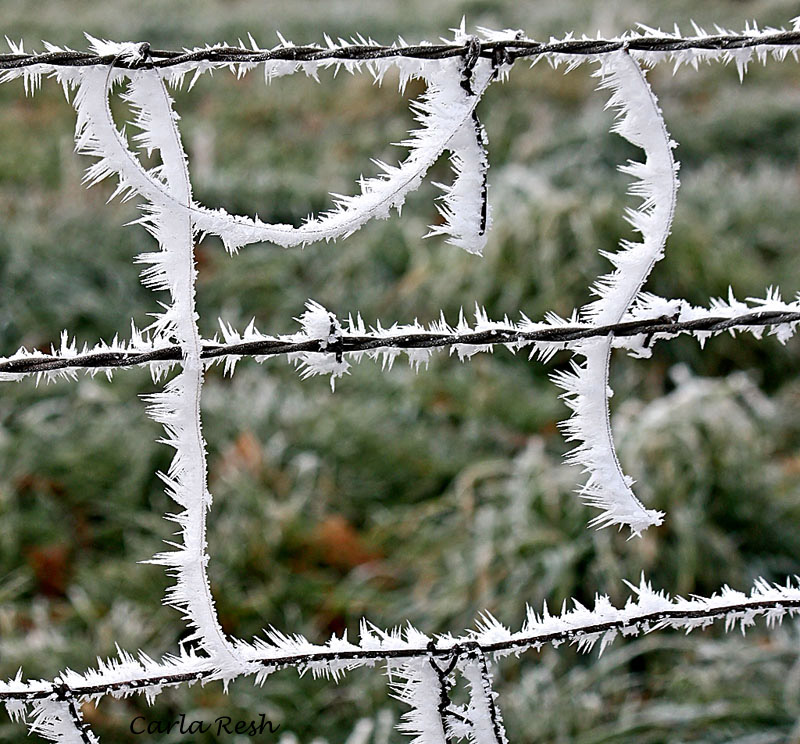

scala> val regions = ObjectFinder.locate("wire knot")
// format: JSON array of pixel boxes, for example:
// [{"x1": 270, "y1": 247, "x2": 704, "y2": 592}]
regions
[
  {"x1": 138, "y1": 42, "x2": 154, "y2": 69},
  {"x1": 51, "y1": 682, "x2": 72, "y2": 702},
  {"x1": 326, "y1": 313, "x2": 343, "y2": 364},
  {"x1": 460, "y1": 36, "x2": 482, "y2": 95}
]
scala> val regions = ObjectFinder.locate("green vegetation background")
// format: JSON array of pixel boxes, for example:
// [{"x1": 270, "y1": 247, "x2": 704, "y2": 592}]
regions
[{"x1": 2, "y1": 0, "x2": 800, "y2": 741}]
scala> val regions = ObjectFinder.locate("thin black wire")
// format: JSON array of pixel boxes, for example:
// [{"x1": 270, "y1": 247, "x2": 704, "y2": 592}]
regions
[
  {"x1": 1, "y1": 597, "x2": 797, "y2": 703},
  {"x1": 470, "y1": 649, "x2": 507, "y2": 744},
  {"x1": 1, "y1": 310, "x2": 797, "y2": 377},
  {"x1": 460, "y1": 36, "x2": 492, "y2": 238},
  {"x1": 427, "y1": 640, "x2": 470, "y2": 736},
  {"x1": 1, "y1": 30, "x2": 800, "y2": 71},
  {"x1": 52, "y1": 684, "x2": 95, "y2": 744}
]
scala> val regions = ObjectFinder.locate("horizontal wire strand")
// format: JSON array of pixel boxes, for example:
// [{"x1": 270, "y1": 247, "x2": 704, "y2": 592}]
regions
[
  {"x1": 2, "y1": 30, "x2": 800, "y2": 71},
  {"x1": 1, "y1": 594, "x2": 797, "y2": 702},
  {"x1": 1, "y1": 309, "x2": 797, "y2": 376}
]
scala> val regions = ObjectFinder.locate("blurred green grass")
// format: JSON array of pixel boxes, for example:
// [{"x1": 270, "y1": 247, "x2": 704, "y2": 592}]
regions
[{"x1": 3, "y1": 1, "x2": 800, "y2": 741}]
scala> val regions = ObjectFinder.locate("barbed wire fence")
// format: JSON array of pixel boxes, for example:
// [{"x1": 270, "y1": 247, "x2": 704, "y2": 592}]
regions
[{"x1": 2, "y1": 18, "x2": 800, "y2": 743}]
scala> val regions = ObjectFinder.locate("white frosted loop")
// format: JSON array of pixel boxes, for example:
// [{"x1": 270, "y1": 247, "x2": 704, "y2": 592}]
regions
[{"x1": 73, "y1": 57, "x2": 497, "y2": 254}]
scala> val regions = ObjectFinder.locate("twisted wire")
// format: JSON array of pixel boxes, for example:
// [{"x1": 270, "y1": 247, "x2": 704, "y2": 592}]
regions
[
  {"x1": 1, "y1": 595, "x2": 798, "y2": 703},
  {"x1": 2, "y1": 29, "x2": 800, "y2": 71},
  {"x1": 1, "y1": 309, "x2": 797, "y2": 377}
]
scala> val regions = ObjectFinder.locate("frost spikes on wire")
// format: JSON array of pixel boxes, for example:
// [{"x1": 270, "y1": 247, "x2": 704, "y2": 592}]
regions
[
  {"x1": 3, "y1": 576, "x2": 800, "y2": 717},
  {"x1": 552, "y1": 49, "x2": 679, "y2": 536},
  {"x1": 4, "y1": 292, "x2": 800, "y2": 383}
]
